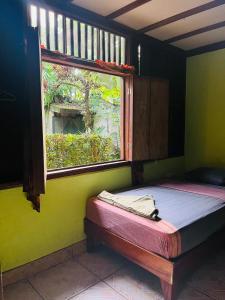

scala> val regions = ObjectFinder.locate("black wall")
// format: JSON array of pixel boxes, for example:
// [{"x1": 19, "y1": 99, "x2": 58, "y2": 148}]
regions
[{"x1": 0, "y1": 1, "x2": 26, "y2": 184}]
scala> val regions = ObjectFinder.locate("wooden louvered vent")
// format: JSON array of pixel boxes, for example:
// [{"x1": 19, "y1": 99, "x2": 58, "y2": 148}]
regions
[{"x1": 30, "y1": 4, "x2": 126, "y2": 64}]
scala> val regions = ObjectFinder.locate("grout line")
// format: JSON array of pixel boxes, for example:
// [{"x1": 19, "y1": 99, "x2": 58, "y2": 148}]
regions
[
  {"x1": 187, "y1": 284, "x2": 216, "y2": 300},
  {"x1": 66, "y1": 280, "x2": 101, "y2": 300},
  {"x1": 103, "y1": 279, "x2": 128, "y2": 299},
  {"x1": 27, "y1": 280, "x2": 45, "y2": 300}
]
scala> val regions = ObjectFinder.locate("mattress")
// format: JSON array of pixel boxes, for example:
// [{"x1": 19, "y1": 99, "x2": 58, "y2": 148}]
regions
[{"x1": 86, "y1": 181, "x2": 225, "y2": 259}]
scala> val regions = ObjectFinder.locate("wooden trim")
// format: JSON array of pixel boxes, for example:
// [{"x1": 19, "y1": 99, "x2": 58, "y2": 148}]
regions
[
  {"x1": 70, "y1": 18, "x2": 74, "y2": 56},
  {"x1": 165, "y1": 20, "x2": 225, "y2": 44},
  {"x1": 124, "y1": 75, "x2": 133, "y2": 161},
  {"x1": 62, "y1": 15, "x2": 67, "y2": 54},
  {"x1": 91, "y1": 26, "x2": 94, "y2": 60},
  {"x1": 139, "y1": 0, "x2": 225, "y2": 33},
  {"x1": 47, "y1": 161, "x2": 130, "y2": 179},
  {"x1": 41, "y1": 48, "x2": 131, "y2": 77},
  {"x1": 106, "y1": 0, "x2": 152, "y2": 19},
  {"x1": 186, "y1": 40, "x2": 225, "y2": 56}
]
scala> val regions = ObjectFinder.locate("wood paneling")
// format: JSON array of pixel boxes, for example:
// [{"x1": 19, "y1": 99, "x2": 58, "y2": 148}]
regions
[
  {"x1": 130, "y1": 35, "x2": 186, "y2": 157},
  {"x1": 131, "y1": 77, "x2": 169, "y2": 161},
  {"x1": 132, "y1": 77, "x2": 151, "y2": 160},
  {"x1": 149, "y1": 79, "x2": 169, "y2": 160}
]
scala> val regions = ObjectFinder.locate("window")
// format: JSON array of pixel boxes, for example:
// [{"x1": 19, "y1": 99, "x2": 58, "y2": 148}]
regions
[
  {"x1": 42, "y1": 61, "x2": 124, "y2": 170},
  {"x1": 30, "y1": 4, "x2": 126, "y2": 64}
]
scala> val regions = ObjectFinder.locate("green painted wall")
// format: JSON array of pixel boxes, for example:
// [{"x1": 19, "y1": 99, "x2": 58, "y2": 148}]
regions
[
  {"x1": 0, "y1": 157, "x2": 184, "y2": 272},
  {"x1": 186, "y1": 48, "x2": 225, "y2": 170}
]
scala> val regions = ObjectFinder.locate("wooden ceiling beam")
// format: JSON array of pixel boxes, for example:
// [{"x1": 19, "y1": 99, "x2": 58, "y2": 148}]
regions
[
  {"x1": 139, "y1": 0, "x2": 225, "y2": 33},
  {"x1": 186, "y1": 39, "x2": 225, "y2": 56},
  {"x1": 165, "y1": 20, "x2": 225, "y2": 44},
  {"x1": 106, "y1": 0, "x2": 152, "y2": 19}
]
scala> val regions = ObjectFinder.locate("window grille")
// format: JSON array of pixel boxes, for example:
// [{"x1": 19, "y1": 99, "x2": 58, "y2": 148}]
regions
[{"x1": 30, "y1": 5, "x2": 126, "y2": 64}]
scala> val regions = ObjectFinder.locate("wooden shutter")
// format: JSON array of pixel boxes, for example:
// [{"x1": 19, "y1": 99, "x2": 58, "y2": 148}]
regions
[
  {"x1": 128, "y1": 76, "x2": 169, "y2": 161},
  {"x1": 23, "y1": 27, "x2": 46, "y2": 212},
  {"x1": 149, "y1": 79, "x2": 169, "y2": 160}
]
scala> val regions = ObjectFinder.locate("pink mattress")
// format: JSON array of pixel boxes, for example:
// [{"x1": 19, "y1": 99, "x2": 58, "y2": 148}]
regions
[
  {"x1": 86, "y1": 197, "x2": 181, "y2": 259},
  {"x1": 86, "y1": 182, "x2": 225, "y2": 259}
]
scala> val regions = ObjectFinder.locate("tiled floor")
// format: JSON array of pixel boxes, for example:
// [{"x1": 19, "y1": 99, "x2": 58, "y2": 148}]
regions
[{"x1": 3, "y1": 247, "x2": 225, "y2": 300}]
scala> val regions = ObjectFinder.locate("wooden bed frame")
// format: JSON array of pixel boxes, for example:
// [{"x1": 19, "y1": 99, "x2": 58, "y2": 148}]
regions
[{"x1": 85, "y1": 218, "x2": 225, "y2": 300}]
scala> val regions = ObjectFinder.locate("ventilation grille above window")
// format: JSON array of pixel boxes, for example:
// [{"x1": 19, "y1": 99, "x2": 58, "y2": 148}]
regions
[{"x1": 30, "y1": 5, "x2": 126, "y2": 64}]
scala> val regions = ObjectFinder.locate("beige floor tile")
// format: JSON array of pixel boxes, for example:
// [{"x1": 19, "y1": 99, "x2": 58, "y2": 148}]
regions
[
  {"x1": 4, "y1": 280, "x2": 42, "y2": 300},
  {"x1": 104, "y1": 263, "x2": 163, "y2": 300},
  {"x1": 29, "y1": 259, "x2": 99, "y2": 300},
  {"x1": 71, "y1": 282, "x2": 125, "y2": 300},
  {"x1": 76, "y1": 247, "x2": 126, "y2": 280}
]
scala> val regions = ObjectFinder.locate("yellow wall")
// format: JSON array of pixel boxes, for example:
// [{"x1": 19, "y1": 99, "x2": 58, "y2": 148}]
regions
[
  {"x1": 0, "y1": 157, "x2": 184, "y2": 272},
  {"x1": 186, "y1": 48, "x2": 225, "y2": 170}
]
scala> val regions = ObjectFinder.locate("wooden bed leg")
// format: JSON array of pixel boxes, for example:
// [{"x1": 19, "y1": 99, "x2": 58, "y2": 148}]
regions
[{"x1": 160, "y1": 280, "x2": 177, "y2": 300}]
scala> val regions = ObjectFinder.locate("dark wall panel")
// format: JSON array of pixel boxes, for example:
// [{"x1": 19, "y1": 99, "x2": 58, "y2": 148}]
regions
[{"x1": 0, "y1": 1, "x2": 26, "y2": 184}]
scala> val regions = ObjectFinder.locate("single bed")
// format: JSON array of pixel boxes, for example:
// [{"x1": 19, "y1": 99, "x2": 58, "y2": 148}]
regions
[{"x1": 85, "y1": 180, "x2": 225, "y2": 300}]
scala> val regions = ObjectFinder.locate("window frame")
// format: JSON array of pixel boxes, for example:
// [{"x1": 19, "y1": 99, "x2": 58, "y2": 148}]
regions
[{"x1": 42, "y1": 49, "x2": 131, "y2": 179}]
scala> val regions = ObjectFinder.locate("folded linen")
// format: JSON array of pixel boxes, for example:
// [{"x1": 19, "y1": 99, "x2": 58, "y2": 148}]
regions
[{"x1": 97, "y1": 190, "x2": 159, "y2": 220}]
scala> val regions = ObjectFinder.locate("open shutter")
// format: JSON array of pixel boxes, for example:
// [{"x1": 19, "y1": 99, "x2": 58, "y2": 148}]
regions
[
  {"x1": 23, "y1": 26, "x2": 46, "y2": 212},
  {"x1": 128, "y1": 76, "x2": 169, "y2": 162}
]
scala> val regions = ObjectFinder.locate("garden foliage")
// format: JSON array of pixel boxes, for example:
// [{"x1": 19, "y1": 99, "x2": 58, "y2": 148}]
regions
[{"x1": 46, "y1": 133, "x2": 120, "y2": 169}]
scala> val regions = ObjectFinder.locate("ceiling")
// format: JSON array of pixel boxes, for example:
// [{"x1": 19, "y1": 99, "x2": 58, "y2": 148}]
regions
[{"x1": 71, "y1": 0, "x2": 225, "y2": 51}]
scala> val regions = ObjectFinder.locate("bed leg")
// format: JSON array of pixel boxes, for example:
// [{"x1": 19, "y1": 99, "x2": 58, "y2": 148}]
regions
[{"x1": 160, "y1": 280, "x2": 177, "y2": 300}]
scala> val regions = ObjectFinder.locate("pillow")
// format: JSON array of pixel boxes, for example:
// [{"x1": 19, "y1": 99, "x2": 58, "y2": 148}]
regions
[{"x1": 185, "y1": 167, "x2": 225, "y2": 186}]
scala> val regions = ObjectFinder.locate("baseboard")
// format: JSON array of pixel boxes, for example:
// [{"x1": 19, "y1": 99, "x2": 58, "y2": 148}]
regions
[{"x1": 3, "y1": 240, "x2": 86, "y2": 287}]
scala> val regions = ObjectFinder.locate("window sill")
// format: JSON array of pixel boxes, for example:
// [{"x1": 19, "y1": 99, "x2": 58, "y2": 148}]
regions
[{"x1": 47, "y1": 161, "x2": 131, "y2": 180}]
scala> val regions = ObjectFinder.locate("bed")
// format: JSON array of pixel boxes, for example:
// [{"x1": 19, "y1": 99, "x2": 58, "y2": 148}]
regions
[{"x1": 85, "y1": 180, "x2": 225, "y2": 300}]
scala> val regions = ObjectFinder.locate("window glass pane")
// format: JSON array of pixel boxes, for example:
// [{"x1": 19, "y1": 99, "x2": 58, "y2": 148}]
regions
[
  {"x1": 57, "y1": 15, "x2": 63, "y2": 53},
  {"x1": 73, "y1": 20, "x2": 78, "y2": 57},
  {"x1": 80, "y1": 23, "x2": 85, "y2": 59},
  {"x1": 115, "y1": 35, "x2": 120, "y2": 65},
  {"x1": 42, "y1": 62, "x2": 123, "y2": 170},
  {"x1": 49, "y1": 11, "x2": 55, "y2": 50},
  {"x1": 105, "y1": 32, "x2": 109, "y2": 62},
  {"x1": 99, "y1": 30, "x2": 103, "y2": 60},
  {"x1": 121, "y1": 37, "x2": 126, "y2": 64},
  {"x1": 40, "y1": 8, "x2": 47, "y2": 47},
  {"x1": 66, "y1": 17, "x2": 71, "y2": 55},
  {"x1": 30, "y1": 5, "x2": 37, "y2": 28},
  {"x1": 87, "y1": 25, "x2": 92, "y2": 60},
  {"x1": 110, "y1": 34, "x2": 115, "y2": 63},
  {"x1": 93, "y1": 28, "x2": 98, "y2": 60}
]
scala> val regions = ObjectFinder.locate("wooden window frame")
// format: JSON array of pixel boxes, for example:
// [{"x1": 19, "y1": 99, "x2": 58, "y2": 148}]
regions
[{"x1": 41, "y1": 49, "x2": 132, "y2": 179}]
